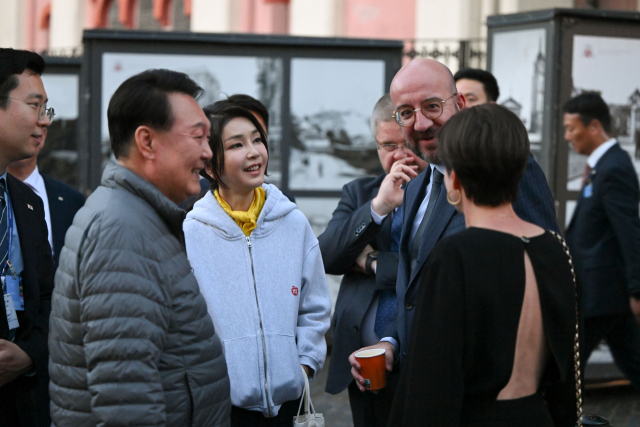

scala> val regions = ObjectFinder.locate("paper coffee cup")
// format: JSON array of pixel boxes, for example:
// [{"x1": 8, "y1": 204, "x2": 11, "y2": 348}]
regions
[{"x1": 355, "y1": 348, "x2": 387, "y2": 390}]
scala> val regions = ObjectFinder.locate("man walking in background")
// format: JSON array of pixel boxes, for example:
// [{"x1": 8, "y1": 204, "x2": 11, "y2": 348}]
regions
[
  {"x1": 49, "y1": 69, "x2": 231, "y2": 426},
  {"x1": 320, "y1": 94, "x2": 426, "y2": 427},
  {"x1": 564, "y1": 92, "x2": 640, "y2": 390}
]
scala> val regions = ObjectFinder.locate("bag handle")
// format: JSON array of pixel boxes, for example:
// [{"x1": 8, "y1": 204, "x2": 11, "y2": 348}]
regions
[
  {"x1": 549, "y1": 231, "x2": 583, "y2": 427},
  {"x1": 295, "y1": 365, "x2": 318, "y2": 422}
]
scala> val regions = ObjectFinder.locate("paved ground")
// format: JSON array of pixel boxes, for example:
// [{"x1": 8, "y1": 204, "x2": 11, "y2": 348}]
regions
[{"x1": 311, "y1": 353, "x2": 640, "y2": 427}]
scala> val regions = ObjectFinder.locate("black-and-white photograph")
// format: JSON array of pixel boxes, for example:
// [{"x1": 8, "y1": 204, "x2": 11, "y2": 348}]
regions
[
  {"x1": 40, "y1": 73, "x2": 80, "y2": 188},
  {"x1": 289, "y1": 58, "x2": 385, "y2": 191},
  {"x1": 491, "y1": 28, "x2": 547, "y2": 154},
  {"x1": 101, "y1": 53, "x2": 284, "y2": 185},
  {"x1": 566, "y1": 35, "x2": 640, "y2": 191}
]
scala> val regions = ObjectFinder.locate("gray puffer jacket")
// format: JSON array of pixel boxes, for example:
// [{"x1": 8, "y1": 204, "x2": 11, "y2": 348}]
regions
[{"x1": 49, "y1": 162, "x2": 231, "y2": 427}]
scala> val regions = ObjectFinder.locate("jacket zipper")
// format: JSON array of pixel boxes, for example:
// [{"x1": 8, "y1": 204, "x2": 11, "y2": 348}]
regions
[{"x1": 246, "y1": 235, "x2": 273, "y2": 417}]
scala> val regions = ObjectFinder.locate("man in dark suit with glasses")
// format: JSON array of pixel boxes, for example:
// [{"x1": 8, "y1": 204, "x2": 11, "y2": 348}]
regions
[
  {"x1": 349, "y1": 59, "x2": 558, "y2": 385},
  {"x1": 320, "y1": 93, "x2": 427, "y2": 427},
  {"x1": 0, "y1": 48, "x2": 56, "y2": 427}
]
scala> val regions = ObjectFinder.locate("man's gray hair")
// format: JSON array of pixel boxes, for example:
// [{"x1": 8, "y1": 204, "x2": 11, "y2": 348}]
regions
[{"x1": 370, "y1": 93, "x2": 396, "y2": 137}]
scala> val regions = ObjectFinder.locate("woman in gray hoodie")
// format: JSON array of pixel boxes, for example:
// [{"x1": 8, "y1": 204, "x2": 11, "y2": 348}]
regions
[{"x1": 184, "y1": 106, "x2": 331, "y2": 426}]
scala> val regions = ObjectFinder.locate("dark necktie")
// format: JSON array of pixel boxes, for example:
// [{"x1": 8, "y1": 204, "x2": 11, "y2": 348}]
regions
[
  {"x1": 581, "y1": 164, "x2": 592, "y2": 189},
  {"x1": 390, "y1": 203, "x2": 403, "y2": 252},
  {"x1": 410, "y1": 168, "x2": 443, "y2": 275},
  {"x1": 374, "y1": 203, "x2": 403, "y2": 337},
  {"x1": 0, "y1": 178, "x2": 8, "y2": 270}
]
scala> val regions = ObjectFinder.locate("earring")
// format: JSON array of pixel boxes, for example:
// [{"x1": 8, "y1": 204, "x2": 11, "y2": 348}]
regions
[{"x1": 447, "y1": 189, "x2": 461, "y2": 206}]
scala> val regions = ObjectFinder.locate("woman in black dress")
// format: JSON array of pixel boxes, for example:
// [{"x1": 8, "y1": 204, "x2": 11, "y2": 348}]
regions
[{"x1": 389, "y1": 104, "x2": 577, "y2": 427}]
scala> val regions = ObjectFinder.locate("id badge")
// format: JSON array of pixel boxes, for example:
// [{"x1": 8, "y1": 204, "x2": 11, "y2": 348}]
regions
[
  {"x1": 4, "y1": 293, "x2": 20, "y2": 330},
  {"x1": 6, "y1": 276, "x2": 23, "y2": 311},
  {"x1": 583, "y1": 183, "x2": 593, "y2": 198}
]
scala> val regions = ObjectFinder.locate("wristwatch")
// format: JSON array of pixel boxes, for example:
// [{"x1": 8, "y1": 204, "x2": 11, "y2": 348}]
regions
[{"x1": 365, "y1": 251, "x2": 379, "y2": 275}]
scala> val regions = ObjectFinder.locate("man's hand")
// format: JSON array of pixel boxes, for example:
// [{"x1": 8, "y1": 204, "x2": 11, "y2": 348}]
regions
[
  {"x1": 354, "y1": 244, "x2": 374, "y2": 273},
  {"x1": 371, "y1": 158, "x2": 419, "y2": 217},
  {"x1": 349, "y1": 341, "x2": 394, "y2": 392},
  {"x1": 0, "y1": 339, "x2": 33, "y2": 387},
  {"x1": 631, "y1": 296, "x2": 640, "y2": 324},
  {"x1": 301, "y1": 364, "x2": 312, "y2": 378}
]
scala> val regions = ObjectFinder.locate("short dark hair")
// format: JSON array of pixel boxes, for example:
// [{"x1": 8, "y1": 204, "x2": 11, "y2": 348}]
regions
[
  {"x1": 453, "y1": 68, "x2": 500, "y2": 102},
  {"x1": 0, "y1": 48, "x2": 46, "y2": 109},
  {"x1": 563, "y1": 92, "x2": 611, "y2": 134},
  {"x1": 107, "y1": 69, "x2": 203, "y2": 159},
  {"x1": 206, "y1": 94, "x2": 269, "y2": 130},
  {"x1": 202, "y1": 106, "x2": 268, "y2": 190},
  {"x1": 438, "y1": 103, "x2": 529, "y2": 207}
]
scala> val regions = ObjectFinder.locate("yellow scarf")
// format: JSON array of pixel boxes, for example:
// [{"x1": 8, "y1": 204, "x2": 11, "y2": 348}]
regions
[{"x1": 214, "y1": 187, "x2": 266, "y2": 236}]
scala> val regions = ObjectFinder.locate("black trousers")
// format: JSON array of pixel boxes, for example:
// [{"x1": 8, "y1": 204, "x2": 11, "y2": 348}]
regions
[
  {"x1": 347, "y1": 372, "x2": 398, "y2": 427},
  {"x1": 231, "y1": 395, "x2": 303, "y2": 427},
  {"x1": 582, "y1": 312, "x2": 640, "y2": 390}
]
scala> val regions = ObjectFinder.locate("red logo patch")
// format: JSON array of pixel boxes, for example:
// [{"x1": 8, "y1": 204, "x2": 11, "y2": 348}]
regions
[{"x1": 291, "y1": 286, "x2": 299, "y2": 296}]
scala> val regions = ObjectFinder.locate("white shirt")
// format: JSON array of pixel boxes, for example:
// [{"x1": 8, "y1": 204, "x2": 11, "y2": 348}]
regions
[
  {"x1": 23, "y1": 166, "x2": 53, "y2": 252},
  {"x1": 587, "y1": 138, "x2": 617, "y2": 169}
]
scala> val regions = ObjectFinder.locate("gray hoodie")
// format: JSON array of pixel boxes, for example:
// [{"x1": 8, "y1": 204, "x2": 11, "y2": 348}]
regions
[{"x1": 184, "y1": 184, "x2": 331, "y2": 417}]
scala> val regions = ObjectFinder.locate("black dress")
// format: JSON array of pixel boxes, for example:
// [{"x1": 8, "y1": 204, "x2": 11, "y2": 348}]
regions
[{"x1": 388, "y1": 228, "x2": 577, "y2": 427}]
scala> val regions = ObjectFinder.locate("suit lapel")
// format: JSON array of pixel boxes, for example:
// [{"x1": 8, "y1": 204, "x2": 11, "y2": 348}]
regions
[
  {"x1": 408, "y1": 181, "x2": 456, "y2": 286},
  {"x1": 6, "y1": 175, "x2": 40, "y2": 326}
]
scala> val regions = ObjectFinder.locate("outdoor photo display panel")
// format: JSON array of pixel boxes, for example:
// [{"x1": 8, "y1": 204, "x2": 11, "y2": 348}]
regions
[
  {"x1": 40, "y1": 70, "x2": 81, "y2": 190},
  {"x1": 491, "y1": 28, "x2": 547, "y2": 160},
  {"x1": 289, "y1": 58, "x2": 385, "y2": 191},
  {"x1": 101, "y1": 52, "x2": 284, "y2": 186},
  {"x1": 567, "y1": 35, "x2": 640, "y2": 191}
]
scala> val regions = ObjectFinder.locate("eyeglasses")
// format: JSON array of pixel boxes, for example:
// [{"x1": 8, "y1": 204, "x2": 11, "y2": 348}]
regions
[
  {"x1": 393, "y1": 93, "x2": 457, "y2": 127},
  {"x1": 0, "y1": 96, "x2": 55, "y2": 123},
  {"x1": 377, "y1": 141, "x2": 410, "y2": 152}
]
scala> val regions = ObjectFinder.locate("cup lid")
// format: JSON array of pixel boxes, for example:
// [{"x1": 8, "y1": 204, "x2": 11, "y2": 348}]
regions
[{"x1": 355, "y1": 348, "x2": 386, "y2": 358}]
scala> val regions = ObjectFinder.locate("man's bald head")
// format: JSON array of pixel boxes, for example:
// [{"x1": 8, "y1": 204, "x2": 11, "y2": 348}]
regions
[
  {"x1": 389, "y1": 58, "x2": 464, "y2": 164},
  {"x1": 390, "y1": 59, "x2": 457, "y2": 104}
]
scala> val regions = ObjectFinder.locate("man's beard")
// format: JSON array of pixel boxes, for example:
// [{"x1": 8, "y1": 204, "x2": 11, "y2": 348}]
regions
[{"x1": 408, "y1": 129, "x2": 440, "y2": 164}]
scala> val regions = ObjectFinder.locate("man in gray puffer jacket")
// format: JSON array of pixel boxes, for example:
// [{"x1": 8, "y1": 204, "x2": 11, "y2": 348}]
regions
[{"x1": 48, "y1": 69, "x2": 231, "y2": 426}]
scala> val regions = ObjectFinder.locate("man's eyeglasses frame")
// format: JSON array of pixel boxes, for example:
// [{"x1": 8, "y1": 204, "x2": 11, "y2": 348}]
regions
[
  {"x1": 0, "y1": 96, "x2": 55, "y2": 123},
  {"x1": 393, "y1": 93, "x2": 458, "y2": 127}
]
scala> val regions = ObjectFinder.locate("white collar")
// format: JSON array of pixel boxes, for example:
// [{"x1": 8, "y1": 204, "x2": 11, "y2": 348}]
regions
[
  {"x1": 432, "y1": 164, "x2": 445, "y2": 176},
  {"x1": 587, "y1": 138, "x2": 617, "y2": 168},
  {"x1": 23, "y1": 166, "x2": 44, "y2": 195}
]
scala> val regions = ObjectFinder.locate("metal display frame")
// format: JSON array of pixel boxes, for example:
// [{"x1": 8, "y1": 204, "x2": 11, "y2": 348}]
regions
[
  {"x1": 488, "y1": 8, "x2": 640, "y2": 384},
  {"x1": 487, "y1": 8, "x2": 640, "y2": 234},
  {"x1": 41, "y1": 56, "x2": 83, "y2": 191},
  {"x1": 80, "y1": 30, "x2": 403, "y2": 196}
]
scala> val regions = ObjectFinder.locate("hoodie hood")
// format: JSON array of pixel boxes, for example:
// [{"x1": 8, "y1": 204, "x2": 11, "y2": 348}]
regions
[{"x1": 187, "y1": 183, "x2": 297, "y2": 240}]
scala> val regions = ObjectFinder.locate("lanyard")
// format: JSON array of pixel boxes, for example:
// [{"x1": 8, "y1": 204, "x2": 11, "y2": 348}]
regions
[{"x1": 2, "y1": 188, "x2": 13, "y2": 278}]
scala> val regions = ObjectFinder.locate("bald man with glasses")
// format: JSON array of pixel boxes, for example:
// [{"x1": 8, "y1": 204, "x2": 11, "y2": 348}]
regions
[
  {"x1": 349, "y1": 59, "x2": 558, "y2": 386},
  {"x1": 320, "y1": 93, "x2": 427, "y2": 427}
]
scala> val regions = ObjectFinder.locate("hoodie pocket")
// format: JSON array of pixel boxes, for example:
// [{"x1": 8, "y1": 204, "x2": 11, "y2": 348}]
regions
[
  {"x1": 223, "y1": 335, "x2": 263, "y2": 408},
  {"x1": 265, "y1": 333, "x2": 305, "y2": 405}
]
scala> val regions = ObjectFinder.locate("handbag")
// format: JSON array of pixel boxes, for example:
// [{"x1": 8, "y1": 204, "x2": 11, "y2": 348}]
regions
[
  {"x1": 550, "y1": 231, "x2": 612, "y2": 427},
  {"x1": 293, "y1": 365, "x2": 325, "y2": 427}
]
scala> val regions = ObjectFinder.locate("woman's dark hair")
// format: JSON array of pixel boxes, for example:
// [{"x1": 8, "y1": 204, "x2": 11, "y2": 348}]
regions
[
  {"x1": 204, "y1": 95, "x2": 270, "y2": 130},
  {"x1": 202, "y1": 105, "x2": 268, "y2": 190},
  {"x1": 438, "y1": 103, "x2": 530, "y2": 207},
  {"x1": 107, "y1": 69, "x2": 203, "y2": 159}
]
